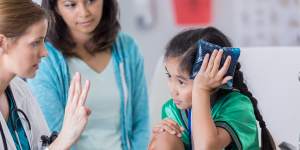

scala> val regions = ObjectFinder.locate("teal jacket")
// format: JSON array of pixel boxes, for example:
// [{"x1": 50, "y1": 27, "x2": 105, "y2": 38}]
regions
[{"x1": 27, "y1": 32, "x2": 150, "y2": 150}]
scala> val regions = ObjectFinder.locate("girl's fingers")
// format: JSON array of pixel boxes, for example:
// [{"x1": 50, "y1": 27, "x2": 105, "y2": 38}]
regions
[
  {"x1": 180, "y1": 126, "x2": 185, "y2": 131},
  {"x1": 154, "y1": 122, "x2": 167, "y2": 133},
  {"x1": 205, "y1": 50, "x2": 218, "y2": 73},
  {"x1": 78, "y1": 80, "x2": 90, "y2": 106},
  {"x1": 216, "y1": 56, "x2": 231, "y2": 80},
  {"x1": 165, "y1": 119, "x2": 182, "y2": 133},
  {"x1": 176, "y1": 132, "x2": 182, "y2": 138},
  {"x1": 164, "y1": 118, "x2": 177, "y2": 125},
  {"x1": 161, "y1": 124, "x2": 181, "y2": 137},
  {"x1": 199, "y1": 54, "x2": 210, "y2": 73},
  {"x1": 153, "y1": 120, "x2": 184, "y2": 137},
  {"x1": 222, "y1": 76, "x2": 233, "y2": 85},
  {"x1": 162, "y1": 125, "x2": 176, "y2": 135},
  {"x1": 211, "y1": 49, "x2": 224, "y2": 76},
  {"x1": 152, "y1": 126, "x2": 162, "y2": 134},
  {"x1": 161, "y1": 121, "x2": 180, "y2": 135}
]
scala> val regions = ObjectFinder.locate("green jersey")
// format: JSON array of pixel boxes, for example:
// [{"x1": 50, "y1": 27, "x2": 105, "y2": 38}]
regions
[{"x1": 161, "y1": 91, "x2": 259, "y2": 150}]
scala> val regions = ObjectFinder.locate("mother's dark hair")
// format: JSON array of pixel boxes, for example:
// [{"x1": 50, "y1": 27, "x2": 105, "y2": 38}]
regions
[
  {"x1": 42, "y1": 0, "x2": 120, "y2": 57},
  {"x1": 165, "y1": 27, "x2": 276, "y2": 150}
]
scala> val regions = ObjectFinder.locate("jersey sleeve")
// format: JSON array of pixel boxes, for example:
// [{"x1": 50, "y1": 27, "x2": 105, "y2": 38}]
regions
[{"x1": 213, "y1": 93, "x2": 259, "y2": 150}]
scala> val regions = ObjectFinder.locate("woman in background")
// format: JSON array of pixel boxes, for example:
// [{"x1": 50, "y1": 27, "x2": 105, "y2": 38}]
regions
[{"x1": 28, "y1": 0, "x2": 150, "y2": 149}]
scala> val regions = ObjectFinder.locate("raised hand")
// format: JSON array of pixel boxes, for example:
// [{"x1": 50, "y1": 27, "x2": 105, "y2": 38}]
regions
[
  {"x1": 193, "y1": 49, "x2": 232, "y2": 94},
  {"x1": 49, "y1": 72, "x2": 91, "y2": 150}
]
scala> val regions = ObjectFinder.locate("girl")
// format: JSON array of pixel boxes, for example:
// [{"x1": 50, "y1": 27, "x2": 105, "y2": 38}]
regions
[
  {"x1": 0, "y1": 0, "x2": 90, "y2": 149},
  {"x1": 27, "y1": 0, "x2": 149, "y2": 149},
  {"x1": 149, "y1": 27, "x2": 275, "y2": 150}
]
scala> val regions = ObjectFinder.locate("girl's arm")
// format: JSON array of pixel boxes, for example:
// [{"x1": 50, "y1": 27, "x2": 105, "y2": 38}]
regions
[
  {"x1": 191, "y1": 50, "x2": 232, "y2": 150},
  {"x1": 192, "y1": 91, "x2": 231, "y2": 149}
]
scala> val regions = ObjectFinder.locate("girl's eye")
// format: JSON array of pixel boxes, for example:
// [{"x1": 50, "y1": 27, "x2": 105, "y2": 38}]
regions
[
  {"x1": 165, "y1": 73, "x2": 171, "y2": 78},
  {"x1": 178, "y1": 80, "x2": 185, "y2": 85}
]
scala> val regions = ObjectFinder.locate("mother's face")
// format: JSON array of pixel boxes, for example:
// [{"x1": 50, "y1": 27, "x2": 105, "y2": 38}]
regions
[{"x1": 56, "y1": 0, "x2": 103, "y2": 37}]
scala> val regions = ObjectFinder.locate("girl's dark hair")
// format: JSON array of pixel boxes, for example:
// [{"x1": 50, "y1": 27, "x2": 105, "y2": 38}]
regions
[
  {"x1": 41, "y1": 0, "x2": 120, "y2": 57},
  {"x1": 165, "y1": 27, "x2": 276, "y2": 150}
]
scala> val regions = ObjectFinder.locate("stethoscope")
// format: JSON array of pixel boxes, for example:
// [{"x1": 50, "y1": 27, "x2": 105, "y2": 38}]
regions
[{"x1": 0, "y1": 86, "x2": 32, "y2": 150}]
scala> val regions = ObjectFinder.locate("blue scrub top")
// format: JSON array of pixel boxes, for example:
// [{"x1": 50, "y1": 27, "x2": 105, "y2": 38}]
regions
[{"x1": 6, "y1": 87, "x2": 30, "y2": 150}]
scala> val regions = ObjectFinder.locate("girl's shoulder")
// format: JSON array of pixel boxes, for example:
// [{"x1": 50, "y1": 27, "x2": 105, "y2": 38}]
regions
[
  {"x1": 161, "y1": 99, "x2": 187, "y2": 125},
  {"x1": 213, "y1": 92, "x2": 259, "y2": 150},
  {"x1": 162, "y1": 99, "x2": 179, "y2": 114},
  {"x1": 212, "y1": 91, "x2": 256, "y2": 122},
  {"x1": 163, "y1": 99, "x2": 176, "y2": 107},
  {"x1": 216, "y1": 91, "x2": 252, "y2": 108}
]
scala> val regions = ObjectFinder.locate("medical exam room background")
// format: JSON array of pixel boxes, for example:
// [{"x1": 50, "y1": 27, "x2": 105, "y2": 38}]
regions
[{"x1": 33, "y1": 0, "x2": 300, "y2": 149}]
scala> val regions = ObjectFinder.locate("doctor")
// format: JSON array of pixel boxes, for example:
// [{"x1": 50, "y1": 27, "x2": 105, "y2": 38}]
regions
[{"x1": 0, "y1": 0, "x2": 91, "y2": 150}]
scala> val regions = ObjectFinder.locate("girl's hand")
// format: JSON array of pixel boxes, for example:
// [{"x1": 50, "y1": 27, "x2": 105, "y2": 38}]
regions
[
  {"x1": 152, "y1": 118, "x2": 184, "y2": 138},
  {"x1": 50, "y1": 72, "x2": 91, "y2": 150},
  {"x1": 193, "y1": 49, "x2": 232, "y2": 94}
]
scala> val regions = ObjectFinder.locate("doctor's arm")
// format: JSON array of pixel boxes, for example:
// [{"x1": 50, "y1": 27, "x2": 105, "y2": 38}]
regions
[{"x1": 49, "y1": 73, "x2": 91, "y2": 150}]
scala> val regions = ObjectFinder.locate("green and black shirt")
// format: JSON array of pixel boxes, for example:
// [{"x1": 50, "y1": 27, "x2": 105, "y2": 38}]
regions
[{"x1": 161, "y1": 91, "x2": 259, "y2": 150}]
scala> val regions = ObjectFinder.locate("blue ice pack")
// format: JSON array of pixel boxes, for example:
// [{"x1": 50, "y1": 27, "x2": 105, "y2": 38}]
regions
[{"x1": 190, "y1": 40, "x2": 240, "y2": 89}]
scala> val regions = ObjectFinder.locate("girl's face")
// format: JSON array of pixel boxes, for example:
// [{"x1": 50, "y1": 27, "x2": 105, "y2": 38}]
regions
[
  {"x1": 0, "y1": 19, "x2": 48, "y2": 78},
  {"x1": 56, "y1": 0, "x2": 103, "y2": 38},
  {"x1": 165, "y1": 57, "x2": 193, "y2": 110}
]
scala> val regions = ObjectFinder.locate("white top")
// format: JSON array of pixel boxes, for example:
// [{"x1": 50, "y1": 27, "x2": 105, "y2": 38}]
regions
[
  {"x1": 0, "y1": 77, "x2": 50, "y2": 150},
  {"x1": 68, "y1": 57, "x2": 122, "y2": 150}
]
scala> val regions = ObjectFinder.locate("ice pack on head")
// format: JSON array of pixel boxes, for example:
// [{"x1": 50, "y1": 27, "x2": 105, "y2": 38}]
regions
[{"x1": 190, "y1": 40, "x2": 240, "y2": 89}]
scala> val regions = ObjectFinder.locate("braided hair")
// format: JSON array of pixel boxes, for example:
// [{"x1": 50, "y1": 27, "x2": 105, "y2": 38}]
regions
[{"x1": 233, "y1": 63, "x2": 276, "y2": 150}]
